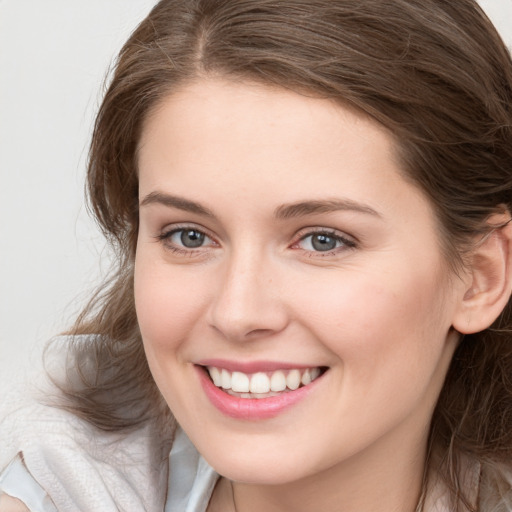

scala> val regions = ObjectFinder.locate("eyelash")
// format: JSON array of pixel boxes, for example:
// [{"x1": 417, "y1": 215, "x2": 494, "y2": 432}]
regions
[
  {"x1": 156, "y1": 225, "x2": 357, "y2": 257},
  {"x1": 291, "y1": 228, "x2": 357, "y2": 256},
  {"x1": 156, "y1": 225, "x2": 217, "y2": 256}
]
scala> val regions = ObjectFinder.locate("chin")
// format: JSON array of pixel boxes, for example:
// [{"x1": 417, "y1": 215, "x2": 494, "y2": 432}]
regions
[
  {"x1": 197, "y1": 439, "x2": 322, "y2": 485},
  {"x1": 212, "y1": 459, "x2": 308, "y2": 485}
]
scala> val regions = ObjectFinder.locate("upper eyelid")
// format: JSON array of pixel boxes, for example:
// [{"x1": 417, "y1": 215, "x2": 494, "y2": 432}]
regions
[
  {"x1": 293, "y1": 226, "x2": 357, "y2": 243},
  {"x1": 290, "y1": 228, "x2": 358, "y2": 255},
  {"x1": 157, "y1": 225, "x2": 218, "y2": 250},
  {"x1": 157, "y1": 227, "x2": 217, "y2": 256},
  {"x1": 160, "y1": 223, "x2": 216, "y2": 239}
]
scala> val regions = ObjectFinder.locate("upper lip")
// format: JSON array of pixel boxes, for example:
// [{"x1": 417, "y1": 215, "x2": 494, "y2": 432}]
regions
[{"x1": 196, "y1": 359, "x2": 325, "y2": 373}]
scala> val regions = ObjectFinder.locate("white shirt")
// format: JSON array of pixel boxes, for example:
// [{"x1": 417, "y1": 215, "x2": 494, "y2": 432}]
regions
[{"x1": 0, "y1": 426, "x2": 218, "y2": 512}]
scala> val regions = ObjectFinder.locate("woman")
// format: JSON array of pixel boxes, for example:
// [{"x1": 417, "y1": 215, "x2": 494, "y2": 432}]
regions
[{"x1": 1, "y1": 0, "x2": 512, "y2": 510}]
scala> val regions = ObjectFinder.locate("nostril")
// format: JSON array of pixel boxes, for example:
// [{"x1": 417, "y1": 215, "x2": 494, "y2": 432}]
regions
[
  {"x1": 245, "y1": 328, "x2": 275, "y2": 338},
  {"x1": 208, "y1": 319, "x2": 287, "y2": 343}
]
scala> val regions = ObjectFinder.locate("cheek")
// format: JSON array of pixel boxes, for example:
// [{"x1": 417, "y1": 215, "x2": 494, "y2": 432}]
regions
[
  {"x1": 293, "y1": 265, "x2": 453, "y2": 378},
  {"x1": 290, "y1": 269, "x2": 457, "y2": 450},
  {"x1": 133, "y1": 256, "x2": 209, "y2": 354}
]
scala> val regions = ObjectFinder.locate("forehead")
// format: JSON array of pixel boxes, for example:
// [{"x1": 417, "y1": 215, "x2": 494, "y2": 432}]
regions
[
  {"x1": 137, "y1": 78, "x2": 433, "y2": 226},
  {"x1": 139, "y1": 79, "x2": 395, "y2": 179}
]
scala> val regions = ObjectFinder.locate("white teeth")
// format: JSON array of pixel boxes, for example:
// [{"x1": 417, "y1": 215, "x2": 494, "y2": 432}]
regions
[
  {"x1": 232, "y1": 371, "x2": 250, "y2": 392},
  {"x1": 286, "y1": 369, "x2": 301, "y2": 390},
  {"x1": 250, "y1": 372, "x2": 270, "y2": 393},
  {"x1": 207, "y1": 366, "x2": 324, "y2": 396},
  {"x1": 270, "y1": 371, "x2": 287, "y2": 392},
  {"x1": 209, "y1": 367, "x2": 221, "y2": 387},
  {"x1": 310, "y1": 367, "x2": 321, "y2": 380},
  {"x1": 221, "y1": 369, "x2": 231, "y2": 389},
  {"x1": 301, "y1": 369, "x2": 311, "y2": 386}
]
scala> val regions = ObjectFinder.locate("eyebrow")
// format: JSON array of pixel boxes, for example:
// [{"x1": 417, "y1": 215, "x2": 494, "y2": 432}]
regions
[
  {"x1": 140, "y1": 191, "x2": 380, "y2": 220},
  {"x1": 274, "y1": 199, "x2": 380, "y2": 219},
  {"x1": 140, "y1": 191, "x2": 214, "y2": 217}
]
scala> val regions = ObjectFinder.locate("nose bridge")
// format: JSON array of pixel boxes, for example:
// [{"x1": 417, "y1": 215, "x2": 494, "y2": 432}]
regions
[{"x1": 209, "y1": 243, "x2": 287, "y2": 340}]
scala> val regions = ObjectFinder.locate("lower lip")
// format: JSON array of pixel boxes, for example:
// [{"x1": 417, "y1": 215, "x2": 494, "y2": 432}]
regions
[{"x1": 196, "y1": 367, "x2": 322, "y2": 420}]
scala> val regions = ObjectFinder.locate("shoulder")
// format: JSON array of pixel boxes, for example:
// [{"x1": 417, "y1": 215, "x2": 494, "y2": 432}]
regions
[
  {"x1": 0, "y1": 405, "x2": 170, "y2": 510},
  {"x1": 0, "y1": 494, "x2": 30, "y2": 512},
  {"x1": 0, "y1": 335, "x2": 174, "y2": 510}
]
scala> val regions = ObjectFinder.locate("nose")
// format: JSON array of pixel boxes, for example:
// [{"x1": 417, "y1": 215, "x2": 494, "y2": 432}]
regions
[{"x1": 207, "y1": 248, "x2": 289, "y2": 342}]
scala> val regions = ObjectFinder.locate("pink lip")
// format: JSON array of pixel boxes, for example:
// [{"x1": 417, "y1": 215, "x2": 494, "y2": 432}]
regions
[
  {"x1": 196, "y1": 366, "x2": 323, "y2": 420},
  {"x1": 197, "y1": 358, "x2": 316, "y2": 373}
]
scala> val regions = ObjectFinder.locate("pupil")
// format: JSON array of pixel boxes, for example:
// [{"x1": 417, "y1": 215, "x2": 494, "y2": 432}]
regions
[
  {"x1": 312, "y1": 234, "x2": 336, "y2": 251},
  {"x1": 181, "y1": 230, "x2": 205, "y2": 248}
]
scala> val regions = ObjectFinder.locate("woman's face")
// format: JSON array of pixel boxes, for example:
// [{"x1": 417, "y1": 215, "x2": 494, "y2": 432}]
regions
[{"x1": 135, "y1": 79, "x2": 466, "y2": 485}]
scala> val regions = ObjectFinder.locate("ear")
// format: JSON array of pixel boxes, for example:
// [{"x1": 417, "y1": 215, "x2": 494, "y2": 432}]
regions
[{"x1": 452, "y1": 213, "x2": 512, "y2": 335}]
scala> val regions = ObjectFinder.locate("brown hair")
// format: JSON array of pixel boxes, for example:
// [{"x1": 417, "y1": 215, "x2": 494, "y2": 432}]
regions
[{"x1": 59, "y1": 0, "x2": 512, "y2": 509}]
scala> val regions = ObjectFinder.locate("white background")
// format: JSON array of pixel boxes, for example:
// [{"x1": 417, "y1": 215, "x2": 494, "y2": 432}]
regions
[{"x1": 1, "y1": 1, "x2": 511, "y2": 389}]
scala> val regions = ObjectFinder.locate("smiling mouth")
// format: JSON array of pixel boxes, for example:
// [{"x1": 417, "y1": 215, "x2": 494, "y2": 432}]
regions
[{"x1": 203, "y1": 366, "x2": 328, "y2": 399}]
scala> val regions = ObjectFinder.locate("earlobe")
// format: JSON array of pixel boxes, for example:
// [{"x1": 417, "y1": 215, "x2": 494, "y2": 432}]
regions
[{"x1": 452, "y1": 213, "x2": 512, "y2": 335}]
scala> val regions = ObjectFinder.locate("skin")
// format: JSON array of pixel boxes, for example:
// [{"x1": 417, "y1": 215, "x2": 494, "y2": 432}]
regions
[
  {"x1": 0, "y1": 494, "x2": 30, "y2": 512},
  {"x1": 134, "y1": 79, "x2": 471, "y2": 512}
]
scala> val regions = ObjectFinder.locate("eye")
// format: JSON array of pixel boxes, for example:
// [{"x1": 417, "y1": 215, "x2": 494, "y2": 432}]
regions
[
  {"x1": 174, "y1": 228, "x2": 206, "y2": 248},
  {"x1": 157, "y1": 226, "x2": 216, "y2": 253},
  {"x1": 294, "y1": 229, "x2": 356, "y2": 254},
  {"x1": 302, "y1": 233, "x2": 339, "y2": 252}
]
